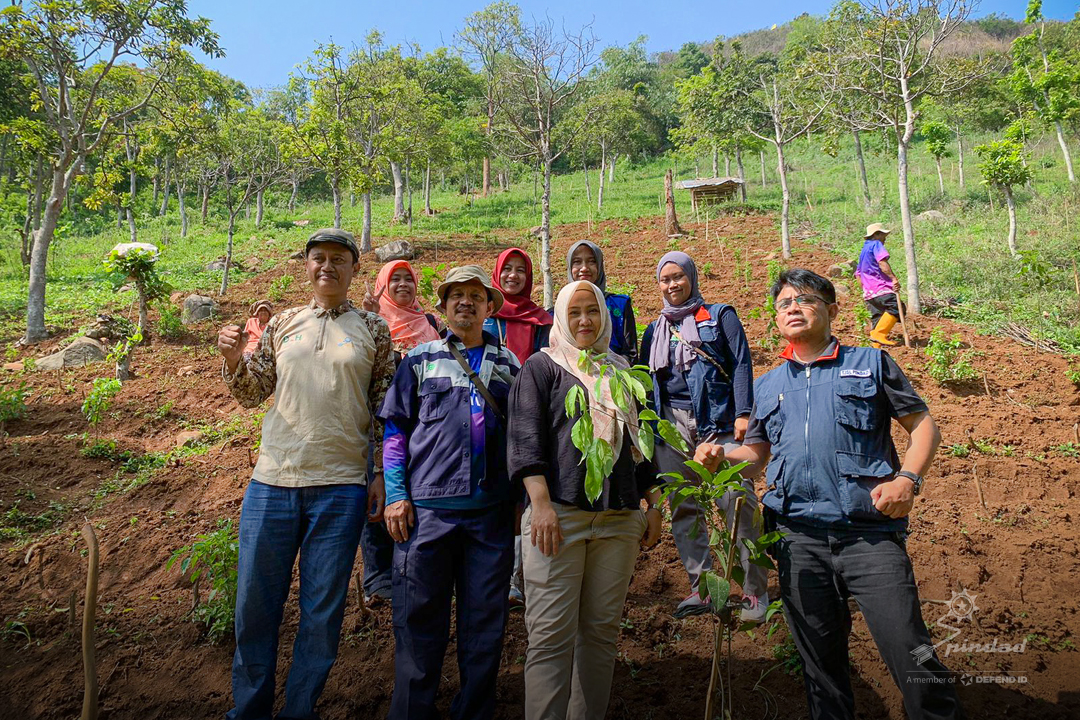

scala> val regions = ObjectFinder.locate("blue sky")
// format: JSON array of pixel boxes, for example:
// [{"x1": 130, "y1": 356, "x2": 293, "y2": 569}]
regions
[{"x1": 186, "y1": 0, "x2": 1079, "y2": 89}]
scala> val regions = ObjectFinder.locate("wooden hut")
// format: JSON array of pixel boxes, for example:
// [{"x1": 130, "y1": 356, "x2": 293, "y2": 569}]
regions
[{"x1": 677, "y1": 177, "x2": 744, "y2": 213}]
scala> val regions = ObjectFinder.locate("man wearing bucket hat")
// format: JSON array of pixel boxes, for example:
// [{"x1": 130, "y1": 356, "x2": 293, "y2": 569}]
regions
[
  {"x1": 378, "y1": 264, "x2": 520, "y2": 720},
  {"x1": 217, "y1": 227, "x2": 395, "y2": 720},
  {"x1": 856, "y1": 223, "x2": 904, "y2": 348}
]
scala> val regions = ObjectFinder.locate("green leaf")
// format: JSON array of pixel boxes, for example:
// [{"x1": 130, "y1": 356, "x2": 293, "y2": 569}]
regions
[
  {"x1": 625, "y1": 375, "x2": 648, "y2": 405},
  {"x1": 639, "y1": 408, "x2": 660, "y2": 422},
  {"x1": 564, "y1": 385, "x2": 585, "y2": 419},
  {"x1": 636, "y1": 421, "x2": 655, "y2": 461},
  {"x1": 571, "y1": 416, "x2": 593, "y2": 464},
  {"x1": 684, "y1": 459, "x2": 715, "y2": 485},
  {"x1": 657, "y1": 420, "x2": 689, "y2": 453},
  {"x1": 609, "y1": 375, "x2": 630, "y2": 413},
  {"x1": 704, "y1": 572, "x2": 730, "y2": 613}
]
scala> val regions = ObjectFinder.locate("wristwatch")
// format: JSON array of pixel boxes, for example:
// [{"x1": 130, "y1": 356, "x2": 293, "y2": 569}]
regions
[{"x1": 896, "y1": 470, "x2": 923, "y2": 496}]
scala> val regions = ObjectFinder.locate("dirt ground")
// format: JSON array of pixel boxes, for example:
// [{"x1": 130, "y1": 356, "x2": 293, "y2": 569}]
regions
[{"x1": 1, "y1": 213, "x2": 1078, "y2": 719}]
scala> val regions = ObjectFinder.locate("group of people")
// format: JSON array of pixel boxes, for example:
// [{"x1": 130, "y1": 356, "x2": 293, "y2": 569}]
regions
[{"x1": 216, "y1": 226, "x2": 964, "y2": 720}]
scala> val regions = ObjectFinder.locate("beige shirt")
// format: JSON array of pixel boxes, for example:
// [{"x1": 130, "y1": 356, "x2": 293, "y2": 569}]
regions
[{"x1": 223, "y1": 300, "x2": 395, "y2": 488}]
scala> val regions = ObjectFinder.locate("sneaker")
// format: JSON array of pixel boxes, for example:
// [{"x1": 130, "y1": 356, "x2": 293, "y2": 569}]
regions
[
  {"x1": 740, "y1": 592, "x2": 771, "y2": 625},
  {"x1": 508, "y1": 586, "x2": 525, "y2": 609},
  {"x1": 673, "y1": 592, "x2": 712, "y2": 619}
]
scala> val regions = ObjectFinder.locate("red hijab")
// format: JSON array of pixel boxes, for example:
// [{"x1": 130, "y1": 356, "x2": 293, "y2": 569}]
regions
[{"x1": 492, "y1": 247, "x2": 552, "y2": 362}]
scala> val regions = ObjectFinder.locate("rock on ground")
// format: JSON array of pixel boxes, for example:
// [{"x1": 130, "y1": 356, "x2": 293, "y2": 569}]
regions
[
  {"x1": 374, "y1": 240, "x2": 415, "y2": 262},
  {"x1": 916, "y1": 210, "x2": 946, "y2": 221},
  {"x1": 827, "y1": 260, "x2": 857, "y2": 278},
  {"x1": 182, "y1": 295, "x2": 218, "y2": 324},
  {"x1": 35, "y1": 337, "x2": 107, "y2": 370},
  {"x1": 174, "y1": 430, "x2": 204, "y2": 450}
]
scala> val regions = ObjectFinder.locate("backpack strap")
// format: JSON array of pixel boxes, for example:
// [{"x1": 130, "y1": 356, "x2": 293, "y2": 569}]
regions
[{"x1": 446, "y1": 342, "x2": 506, "y2": 423}]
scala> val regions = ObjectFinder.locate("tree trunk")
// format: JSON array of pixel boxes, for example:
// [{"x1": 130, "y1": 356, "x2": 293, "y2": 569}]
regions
[
  {"x1": 350, "y1": 190, "x2": 356, "y2": 207},
  {"x1": 735, "y1": 143, "x2": 746, "y2": 202},
  {"x1": 152, "y1": 157, "x2": 160, "y2": 210},
  {"x1": 201, "y1": 183, "x2": 210, "y2": 224},
  {"x1": 664, "y1": 168, "x2": 684, "y2": 238},
  {"x1": 1054, "y1": 120, "x2": 1075, "y2": 182},
  {"x1": 255, "y1": 187, "x2": 264, "y2": 228},
  {"x1": 361, "y1": 192, "x2": 373, "y2": 253},
  {"x1": 32, "y1": 156, "x2": 44, "y2": 230},
  {"x1": 540, "y1": 152, "x2": 554, "y2": 307},
  {"x1": 26, "y1": 166, "x2": 74, "y2": 342},
  {"x1": 597, "y1": 142, "x2": 606, "y2": 210},
  {"x1": 759, "y1": 150, "x2": 766, "y2": 187},
  {"x1": 289, "y1": 175, "x2": 298, "y2": 213},
  {"x1": 583, "y1": 159, "x2": 592, "y2": 204},
  {"x1": 896, "y1": 138, "x2": 921, "y2": 314},
  {"x1": 406, "y1": 157, "x2": 413, "y2": 231},
  {"x1": 117, "y1": 204, "x2": 124, "y2": 230},
  {"x1": 482, "y1": 157, "x2": 491, "y2": 197},
  {"x1": 1003, "y1": 185, "x2": 1018, "y2": 257},
  {"x1": 724, "y1": 153, "x2": 731, "y2": 176},
  {"x1": 127, "y1": 158, "x2": 138, "y2": 243},
  {"x1": 332, "y1": 172, "x2": 342, "y2": 229},
  {"x1": 178, "y1": 181, "x2": 188, "y2": 238},
  {"x1": 776, "y1": 142, "x2": 791, "y2": 259},
  {"x1": 956, "y1": 129, "x2": 965, "y2": 190},
  {"x1": 159, "y1": 160, "x2": 171, "y2": 216},
  {"x1": 424, "y1": 161, "x2": 433, "y2": 215},
  {"x1": 220, "y1": 217, "x2": 234, "y2": 296},
  {"x1": 136, "y1": 277, "x2": 150, "y2": 341},
  {"x1": 608, "y1": 156, "x2": 615, "y2": 183},
  {"x1": 853, "y1": 130, "x2": 871, "y2": 211},
  {"x1": 711, "y1": 144, "x2": 718, "y2": 176},
  {"x1": 935, "y1": 157, "x2": 945, "y2": 195},
  {"x1": 391, "y1": 161, "x2": 405, "y2": 220}
]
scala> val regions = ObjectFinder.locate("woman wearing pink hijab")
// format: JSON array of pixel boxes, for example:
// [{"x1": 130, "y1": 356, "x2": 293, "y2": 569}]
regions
[{"x1": 364, "y1": 260, "x2": 443, "y2": 356}]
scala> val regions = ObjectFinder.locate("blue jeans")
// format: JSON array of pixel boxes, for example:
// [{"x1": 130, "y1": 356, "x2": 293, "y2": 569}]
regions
[
  {"x1": 360, "y1": 516, "x2": 394, "y2": 597},
  {"x1": 228, "y1": 481, "x2": 366, "y2": 720},
  {"x1": 389, "y1": 505, "x2": 514, "y2": 720},
  {"x1": 775, "y1": 519, "x2": 964, "y2": 720}
]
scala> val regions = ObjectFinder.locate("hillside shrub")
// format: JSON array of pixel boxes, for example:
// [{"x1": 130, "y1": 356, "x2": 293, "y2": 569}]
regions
[
  {"x1": 167, "y1": 519, "x2": 240, "y2": 643},
  {"x1": 925, "y1": 328, "x2": 978, "y2": 384}
]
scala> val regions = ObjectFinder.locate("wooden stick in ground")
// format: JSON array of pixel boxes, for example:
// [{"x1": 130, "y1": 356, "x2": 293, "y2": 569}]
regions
[
  {"x1": 972, "y1": 464, "x2": 987, "y2": 511},
  {"x1": 1073, "y1": 422, "x2": 1079, "y2": 447},
  {"x1": 894, "y1": 291, "x2": 911, "y2": 348},
  {"x1": 81, "y1": 523, "x2": 100, "y2": 720},
  {"x1": 704, "y1": 495, "x2": 745, "y2": 720}
]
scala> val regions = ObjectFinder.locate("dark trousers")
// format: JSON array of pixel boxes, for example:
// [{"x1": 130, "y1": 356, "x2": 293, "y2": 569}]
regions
[
  {"x1": 229, "y1": 481, "x2": 366, "y2": 720},
  {"x1": 865, "y1": 294, "x2": 904, "y2": 325},
  {"x1": 389, "y1": 505, "x2": 514, "y2": 720},
  {"x1": 775, "y1": 520, "x2": 964, "y2": 720},
  {"x1": 360, "y1": 516, "x2": 394, "y2": 597}
]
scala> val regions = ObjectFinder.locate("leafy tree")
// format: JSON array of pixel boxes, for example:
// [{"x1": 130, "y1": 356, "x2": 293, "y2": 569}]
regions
[
  {"x1": 495, "y1": 15, "x2": 598, "y2": 305},
  {"x1": 922, "y1": 120, "x2": 952, "y2": 194},
  {"x1": 104, "y1": 245, "x2": 169, "y2": 341},
  {"x1": 674, "y1": 42, "x2": 710, "y2": 78},
  {"x1": 818, "y1": 0, "x2": 986, "y2": 314},
  {"x1": 1011, "y1": 0, "x2": 1079, "y2": 182},
  {"x1": 975, "y1": 137, "x2": 1031, "y2": 258},
  {"x1": 0, "y1": 0, "x2": 220, "y2": 343}
]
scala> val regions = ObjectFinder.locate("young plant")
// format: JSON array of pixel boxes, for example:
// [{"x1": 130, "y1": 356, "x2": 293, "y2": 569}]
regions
[
  {"x1": 82, "y1": 378, "x2": 122, "y2": 426},
  {"x1": 167, "y1": 518, "x2": 240, "y2": 643},
  {"x1": 0, "y1": 383, "x2": 28, "y2": 436},
  {"x1": 267, "y1": 273, "x2": 293, "y2": 302},
  {"x1": 975, "y1": 137, "x2": 1032, "y2": 258},
  {"x1": 103, "y1": 246, "x2": 171, "y2": 341},
  {"x1": 417, "y1": 263, "x2": 447, "y2": 308},
  {"x1": 155, "y1": 302, "x2": 184, "y2": 340},
  {"x1": 108, "y1": 328, "x2": 143, "y2": 381},
  {"x1": 925, "y1": 327, "x2": 978, "y2": 384}
]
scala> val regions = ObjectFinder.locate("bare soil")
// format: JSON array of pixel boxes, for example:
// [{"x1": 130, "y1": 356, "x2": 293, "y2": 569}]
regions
[{"x1": 1, "y1": 213, "x2": 1078, "y2": 719}]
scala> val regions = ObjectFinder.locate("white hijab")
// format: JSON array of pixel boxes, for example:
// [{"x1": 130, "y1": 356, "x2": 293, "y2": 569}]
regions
[{"x1": 542, "y1": 281, "x2": 643, "y2": 463}]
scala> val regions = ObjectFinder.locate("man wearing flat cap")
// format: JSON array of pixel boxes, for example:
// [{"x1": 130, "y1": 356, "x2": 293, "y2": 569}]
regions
[
  {"x1": 217, "y1": 228, "x2": 395, "y2": 720},
  {"x1": 856, "y1": 223, "x2": 905, "y2": 348},
  {"x1": 379, "y1": 264, "x2": 520, "y2": 720}
]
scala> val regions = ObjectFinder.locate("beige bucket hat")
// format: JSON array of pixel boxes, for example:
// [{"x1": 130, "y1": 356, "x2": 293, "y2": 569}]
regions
[
  {"x1": 864, "y1": 223, "x2": 891, "y2": 239},
  {"x1": 436, "y1": 264, "x2": 505, "y2": 313}
]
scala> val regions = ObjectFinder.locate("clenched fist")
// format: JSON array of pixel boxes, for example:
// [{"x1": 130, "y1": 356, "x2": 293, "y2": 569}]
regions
[{"x1": 217, "y1": 324, "x2": 248, "y2": 373}]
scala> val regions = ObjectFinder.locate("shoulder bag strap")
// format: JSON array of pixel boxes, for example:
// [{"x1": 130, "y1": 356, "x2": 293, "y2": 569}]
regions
[{"x1": 447, "y1": 342, "x2": 506, "y2": 423}]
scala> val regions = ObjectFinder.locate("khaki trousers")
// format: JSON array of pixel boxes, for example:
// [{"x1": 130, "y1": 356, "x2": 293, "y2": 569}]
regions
[{"x1": 521, "y1": 502, "x2": 646, "y2": 720}]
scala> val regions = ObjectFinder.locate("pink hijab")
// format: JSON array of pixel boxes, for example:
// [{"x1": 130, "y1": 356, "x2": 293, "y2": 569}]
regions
[{"x1": 375, "y1": 260, "x2": 440, "y2": 351}]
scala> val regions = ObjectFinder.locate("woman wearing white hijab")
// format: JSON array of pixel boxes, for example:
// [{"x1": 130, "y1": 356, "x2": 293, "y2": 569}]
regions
[{"x1": 508, "y1": 280, "x2": 661, "y2": 720}]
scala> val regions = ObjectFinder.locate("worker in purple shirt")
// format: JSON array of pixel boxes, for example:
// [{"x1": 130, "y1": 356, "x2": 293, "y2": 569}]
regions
[
  {"x1": 855, "y1": 223, "x2": 904, "y2": 348},
  {"x1": 378, "y1": 265, "x2": 520, "y2": 720}
]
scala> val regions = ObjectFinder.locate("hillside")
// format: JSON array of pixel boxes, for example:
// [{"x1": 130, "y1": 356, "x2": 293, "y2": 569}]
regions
[{"x1": 0, "y1": 213, "x2": 1078, "y2": 719}]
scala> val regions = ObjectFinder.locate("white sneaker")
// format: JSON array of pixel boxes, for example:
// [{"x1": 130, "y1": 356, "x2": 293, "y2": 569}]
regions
[{"x1": 741, "y1": 592, "x2": 771, "y2": 625}]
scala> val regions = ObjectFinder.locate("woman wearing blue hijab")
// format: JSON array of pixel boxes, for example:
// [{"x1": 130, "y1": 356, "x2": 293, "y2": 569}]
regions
[
  {"x1": 566, "y1": 240, "x2": 638, "y2": 364},
  {"x1": 640, "y1": 251, "x2": 768, "y2": 622}
]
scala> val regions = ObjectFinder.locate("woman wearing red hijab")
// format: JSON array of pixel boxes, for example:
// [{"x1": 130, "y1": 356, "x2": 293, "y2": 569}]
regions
[{"x1": 485, "y1": 247, "x2": 553, "y2": 363}]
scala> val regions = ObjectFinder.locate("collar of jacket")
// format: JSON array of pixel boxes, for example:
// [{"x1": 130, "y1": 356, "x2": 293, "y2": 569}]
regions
[
  {"x1": 778, "y1": 336, "x2": 840, "y2": 365},
  {"x1": 444, "y1": 329, "x2": 501, "y2": 351},
  {"x1": 308, "y1": 298, "x2": 354, "y2": 319}
]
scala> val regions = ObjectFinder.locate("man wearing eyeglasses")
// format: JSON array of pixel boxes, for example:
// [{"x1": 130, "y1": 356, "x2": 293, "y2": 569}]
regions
[{"x1": 695, "y1": 268, "x2": 964, "y2": 720}]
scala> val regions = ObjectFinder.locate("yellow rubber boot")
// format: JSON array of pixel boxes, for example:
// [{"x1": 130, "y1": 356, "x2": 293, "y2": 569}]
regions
[{"x1": 870, "y1": 313, "x2": 899, "y2": 347}]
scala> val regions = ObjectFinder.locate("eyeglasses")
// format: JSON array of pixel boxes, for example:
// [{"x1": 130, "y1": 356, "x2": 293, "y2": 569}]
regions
[{"x1": 775, "y1": 294, "x2": 827, "y2": 312}]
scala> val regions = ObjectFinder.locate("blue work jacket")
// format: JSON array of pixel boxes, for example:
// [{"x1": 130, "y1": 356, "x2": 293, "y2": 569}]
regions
[
  {"x1": 754, "y1": 342, "x2": 906, "y2": 532},
  {"x1": 378, "y1": 331, "x2": 519, "y2": 502},
  {"x1": 641, "y1": 303, "x2": 754, "y2": 437}
]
